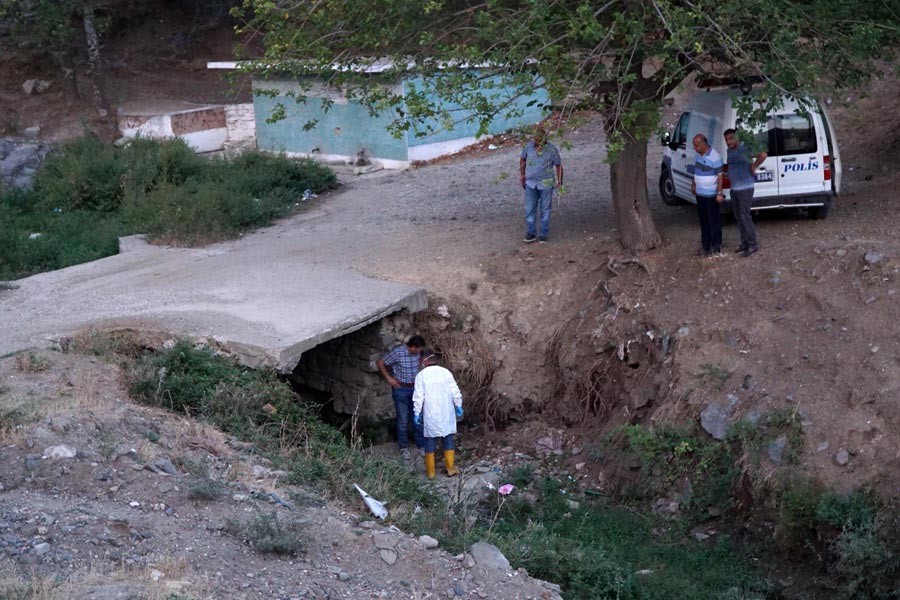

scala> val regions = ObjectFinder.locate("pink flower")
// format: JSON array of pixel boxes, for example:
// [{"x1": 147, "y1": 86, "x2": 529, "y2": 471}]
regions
[{"x1": 498, "y1": 484, "x2": 516, "y2": 496}]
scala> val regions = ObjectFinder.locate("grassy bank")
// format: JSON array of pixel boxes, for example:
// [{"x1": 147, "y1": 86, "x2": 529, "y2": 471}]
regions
[
  {"x1": 0, "y1": 136, "x2": 336, "y2": 280},
  {"x1": 117, "y1": 340, "x2": 783, "y2": 599}
]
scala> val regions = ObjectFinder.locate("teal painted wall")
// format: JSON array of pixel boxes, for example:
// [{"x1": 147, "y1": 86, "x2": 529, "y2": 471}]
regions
[
  {"x1": 404, "y1": 75, "x2": 550, "y2": 148},
  {"x1": 252, "y1": 74, "x2": 549, "y2": 159},
  {"x1": 253, "y1": 79, "x2": 409, "y2": 161}
]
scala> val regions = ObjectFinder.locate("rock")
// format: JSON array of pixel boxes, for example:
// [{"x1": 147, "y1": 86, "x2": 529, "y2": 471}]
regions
[
  {"x1": 436, "y1": 305, "x2": 451, "y2": 318},
  {"x1": 863, "y1": 251, "x2": 884, "y2": 266},
  {"x1": 22, "y1": 79, "x2": 50, "y2": 95},
  {"x1": 43, "y1": 445, "x2": 76, "y2": 460},
  {"x1": 462, "y1": 553, "x2": 476, "y2": 569},
  {"x1": 700, "y1": 404, "x2": 731, "y2": 441},
  {"x1": 534, "y1": 435, "x2": 563, "y2": 456},
  {"x1": 373, "y1": 533, "x2": 398, "y2": 550},
  {"x1": 359, "y1": 520, "x2": 376, "y2": 529},
  {"x1": 574, "y1": 462, "x2": 586, "y2": 471},
  {"x1": 743, "y1": 409, "x2": 763, "y2": 426},
  {"x1": 469, "y1": 542, "x2": 510, "y2": 571},
  {"x1": 816, "y1": 441, "x2": 831, "y2": 453},
  {"x1": 33, "y1": 542, "x2": 51, "y2": 556},
  {"x1": 676, "y1": 326, "x2": 690, "y2": 338},
  {"x1": 835, "y1": 449, "x2": 850, "y2": 466},
  {"x1": 379, "y1": 548, "x2": 397, "y2": 565},
  {"x1": 251, "y1": 465, "x2": 272, "y2": 478},
  {"x1": 692, "y1": 531, "x2": 710, "y2": 541},
  {"x1": 153, "y1": 459, "x2": 178, "y2": 476},
  {"x1": 150, "y1": 569, "x2": 163, "y2": 582},
  {"x1": 232, "y1": 494, "x2": 248, "y2": 502},
  {"x1": 565, "y1": 499, "x2": 580, "y2": 510},
  {"x1": 49, "y1": 416, "x2": 72, "y2": 434},
  {"x1": 767, "y1": 434, "x2": 788, "y2": 464},
  {"x1": 23, "y1": 126, "x2": 41, "y2": 139},
  {"x1": 418, "y1": 535, "x2": 439, "y2": 549},
  {"x1": 338, "y1": 571, "x2": 350, "y2": 582}
]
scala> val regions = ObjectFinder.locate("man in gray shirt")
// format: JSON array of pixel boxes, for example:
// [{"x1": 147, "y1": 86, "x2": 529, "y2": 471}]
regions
[
  {"x1": 519, "y1": 127, "x2": 563, "y2": 244},
  {"x1": 724, "y1": 129, "x2": 767, "y2": 257}
]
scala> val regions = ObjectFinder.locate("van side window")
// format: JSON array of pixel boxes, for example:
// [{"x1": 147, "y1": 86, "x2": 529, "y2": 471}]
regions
[
  {"x1": 775, "y1": 114, "x2": 817, "y2": 155},
  {"x1": 672, "y1": 113, "x2": 689, "y2": 147}
]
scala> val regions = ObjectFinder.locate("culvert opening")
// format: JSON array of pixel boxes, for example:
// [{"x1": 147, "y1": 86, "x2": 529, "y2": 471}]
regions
[{"x1": 288, "y1": 313, "x2": 416, "y2": 445}]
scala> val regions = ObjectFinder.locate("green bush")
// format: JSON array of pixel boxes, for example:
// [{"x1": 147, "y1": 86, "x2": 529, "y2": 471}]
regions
[{"x1": 1, "y1": 137, "x2": 336, "y2": 280}]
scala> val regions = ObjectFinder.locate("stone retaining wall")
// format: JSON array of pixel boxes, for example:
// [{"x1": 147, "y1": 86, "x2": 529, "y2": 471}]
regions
[{"x1": 290, "y1": 313, "x2": 415, "y2": 420}]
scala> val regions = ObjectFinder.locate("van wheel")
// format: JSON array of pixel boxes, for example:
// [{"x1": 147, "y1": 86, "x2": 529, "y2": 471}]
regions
[
  {"x1": 659, "y1": 170, "x2": 682, "y2": 205},
  {"x1": 808, "y1": 201, "x2": 830, "y2": 220}
]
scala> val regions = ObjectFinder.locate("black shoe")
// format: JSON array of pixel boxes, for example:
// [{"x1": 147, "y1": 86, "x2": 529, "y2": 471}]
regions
[
  {"x1": 734, "y1": 244, "x2": 748, "y2": 254},
  {"x1": 538, "y1": 236, "x2": 548, "y2": 244},
  {"x1": 741, "y1": 246, "x2": 759, "y2": 258},
  {"x1": 524, "y1": 234, "x2": 537, "y2": 243},
  {"x1": 711, "y1": 246, "x2": 722, "y2": 255}
]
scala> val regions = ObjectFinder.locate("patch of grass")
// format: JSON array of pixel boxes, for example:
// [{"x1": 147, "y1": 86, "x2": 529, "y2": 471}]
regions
[
  {"x1": 490, "y1": 479, "x2": 772, "y2": 600},
  {"x1": 14, "y1": 351, "x2": 52, "y2": 373},
  {"x1": 0, "y1": 137, "x2": 337, "y2": 280},
  {"x1": 508, "y1": 464, "x2": 535, "y2": 489},
  {"x1": 770, "y1": 480, "x2": 900, "y2": 599},
  {"x1": 695, "y1": 363, "x2": 730, "y2": 390},
  {"x1": 67, "y1": 330, "x2": 144, "y2": 359},
  {"x1": 607, "y1": 424, "x2": 742, "y2": 516},
  {"x1": 187, "y1": 476, "x2": 225, "y2": 502},
  {"x1": 126, "y1": 341, "x2": 436, "y2": 515},
  {"x1": 224, "y1": 511, "x2": 305, "y2": 556}
]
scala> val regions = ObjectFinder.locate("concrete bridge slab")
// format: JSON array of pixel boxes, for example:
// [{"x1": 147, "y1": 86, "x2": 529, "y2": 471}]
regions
[{"x1": 0, "y1": 235, "x2": 426, "y2": 372}]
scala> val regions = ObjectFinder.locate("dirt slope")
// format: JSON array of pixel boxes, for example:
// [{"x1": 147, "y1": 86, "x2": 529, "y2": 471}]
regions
[{"x1": 0, "y1": 350, "x2": 562, "y2": 600}]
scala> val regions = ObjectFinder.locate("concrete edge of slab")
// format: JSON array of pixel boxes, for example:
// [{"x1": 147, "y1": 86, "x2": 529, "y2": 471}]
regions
[{"x1": 276, "y1": 287, "x2": 427, "y2": 373}]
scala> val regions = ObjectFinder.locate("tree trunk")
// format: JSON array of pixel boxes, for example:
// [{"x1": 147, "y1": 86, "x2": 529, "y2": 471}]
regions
[
  {"x1": 608, "y1": 133, "x2": 662, "y2": 254},
  {"x1": 82, "y1": 2, "x2": 109, "y2": 116}
]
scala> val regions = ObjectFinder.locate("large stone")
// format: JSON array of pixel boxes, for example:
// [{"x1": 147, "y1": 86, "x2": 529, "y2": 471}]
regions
[
  {"x1": 379, "y1": 548, "x2": 397, "y2": 565},
  {"x1": 22, "y1": 79, "x2": 51, "y2": 95},
  {"x1": 767, "y1": 434, "x2": 788, "y2": 464},
  {"x1": 700, "y1": 404, "x2": 731, "y2": 440},
  {"x1": 418, "y1": 535, "x2": 439, "y2": 549},
  {"x1": 44, "y1": 445, "x2": 77, "y2": 459},
  {"x1": 469, "y1": 542, "x2": 510, "y2": 571}
]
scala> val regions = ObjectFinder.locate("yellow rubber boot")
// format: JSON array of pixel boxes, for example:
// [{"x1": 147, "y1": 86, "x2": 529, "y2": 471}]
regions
[
  {"x1": 424, "y1": 452, "x2": 436, "y2": 479},
  {"x1": 444, "y1": 450, "x2": 459, "y2": 477}
]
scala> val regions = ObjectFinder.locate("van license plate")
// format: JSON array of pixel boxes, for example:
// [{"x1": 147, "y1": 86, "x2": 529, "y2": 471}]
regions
[{"x1": 755, "y1": 171, "x2": 773, "y2": 182}]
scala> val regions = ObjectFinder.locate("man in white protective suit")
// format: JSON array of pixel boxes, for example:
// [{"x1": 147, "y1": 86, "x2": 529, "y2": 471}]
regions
[{"x1": 412, "y1": 350, "x2": 464, "y2": 479}]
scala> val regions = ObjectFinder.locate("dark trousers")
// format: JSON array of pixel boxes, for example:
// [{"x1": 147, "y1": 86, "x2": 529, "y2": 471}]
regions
[
  {"x1": 423, "y1": 434, "x2": 455, "y2": 453},
  {"x1": 730, "y1": 188, "x2": 758, "y2": 249},
  {"x1": 696, "y1": 195, "x2": 722, "y2": 253},
  {"x1": 392, "y1": 387, "x2": 424, "y2": 449}
]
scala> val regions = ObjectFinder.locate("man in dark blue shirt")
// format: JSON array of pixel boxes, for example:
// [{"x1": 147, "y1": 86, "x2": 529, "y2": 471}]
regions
[
  {"x1": 377, "y1": 335, "x2": 426, "y2": 459},
  {"x1": 724, "y1": 129, "x2": 767, "y2": 257}
]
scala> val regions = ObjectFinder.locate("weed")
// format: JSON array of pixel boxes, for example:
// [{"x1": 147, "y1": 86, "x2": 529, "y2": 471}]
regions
[
  {"x1": 508, "y1": 464, "x2": 534, "y2": 489},
  {"x1": 695, "y1": 363, "x2": 730, "y2": 389},
  {"x1": 14, "y1": 351, "x2": 51, "y2": 373},
  {"x1": 67, "y1": 329, "x2": 143, "y2": 359},
  {"x1": 187, "y1": 476, "x2": 225, "y2": 502},
  {"x1": 225, "y1": 511, "x2": 305, "y2": 555}
]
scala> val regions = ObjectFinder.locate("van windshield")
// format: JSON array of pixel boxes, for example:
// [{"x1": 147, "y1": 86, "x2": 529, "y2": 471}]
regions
[{"x1": 775, "y1": 114, "x2": 817, "y2": 155}]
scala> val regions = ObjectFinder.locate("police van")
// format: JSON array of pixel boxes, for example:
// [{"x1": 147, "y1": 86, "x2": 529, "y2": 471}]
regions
[{"x1": 659, "y1": 88, "x2": 842, "y2": 219}]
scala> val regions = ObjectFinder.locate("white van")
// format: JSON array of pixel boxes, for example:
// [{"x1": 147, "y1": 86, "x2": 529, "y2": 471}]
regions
[{"x1": 659, "y1": 88, "x2": 842, "y2": 219}]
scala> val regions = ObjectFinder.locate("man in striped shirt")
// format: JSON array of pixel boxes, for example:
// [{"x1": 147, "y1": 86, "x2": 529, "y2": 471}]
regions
[
  {"x1": 691, "y1": 134, "x2": 724, "y2": 256},
  {"x1": 377, "y1": 335, "x2": 426, "y2": 459}
]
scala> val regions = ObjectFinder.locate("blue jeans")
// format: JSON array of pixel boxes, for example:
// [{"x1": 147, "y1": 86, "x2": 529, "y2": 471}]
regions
[
  {"x1": 524, "y1": 186, "x2": 553, "y2": 238},
  {"x1": 422, "y1": 434, "x2": 455, "y2": 453},
  {"x1": 393, "y1": 387, "x2": 424, "y2": 449}
]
